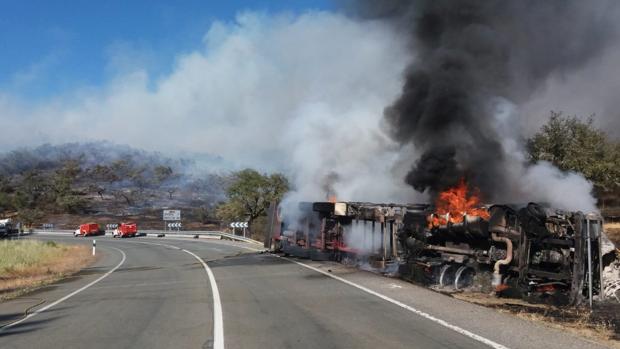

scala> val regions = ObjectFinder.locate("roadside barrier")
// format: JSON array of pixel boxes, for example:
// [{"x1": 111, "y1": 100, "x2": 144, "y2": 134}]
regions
[{"x1": 32, "y1": 229, "x2": 263, "y2": 245}]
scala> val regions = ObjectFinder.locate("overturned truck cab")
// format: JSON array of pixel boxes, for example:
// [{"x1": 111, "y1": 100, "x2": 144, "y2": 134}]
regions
[
  {"x1": 400, "y1": 203, "x2": 610, "y2": 305},
  {"x1": 267, "y1": 201, "x2": 618, "y2": 306}
]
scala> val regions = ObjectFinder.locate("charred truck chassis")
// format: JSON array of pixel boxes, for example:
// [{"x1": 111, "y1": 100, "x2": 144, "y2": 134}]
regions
[{"x1": 267, "y1": 201, "x2": 612, "y2": 305}]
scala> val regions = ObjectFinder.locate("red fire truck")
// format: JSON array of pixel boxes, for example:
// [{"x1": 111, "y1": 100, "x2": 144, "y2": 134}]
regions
[
  {"x1": 74, "y1": 223, "x2": 105, "y2": 237},
  {"x1": 112, "y1": 222, "x2": 138, "y2": 238}
]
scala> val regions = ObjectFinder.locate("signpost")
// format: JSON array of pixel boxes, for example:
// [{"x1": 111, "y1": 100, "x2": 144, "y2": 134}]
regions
[
  {"x1": 163, "y1": 210, "x2": 181, "y2": 231},
  {"x1": 163, "y1": 210, "x2": 181, "y2": 221},
  {"x1": 229, "y1": 222, "x2": 249, "y2": 237},
  {"x1": 167, "y1": 222, "x2": 182, "y2": 231}
]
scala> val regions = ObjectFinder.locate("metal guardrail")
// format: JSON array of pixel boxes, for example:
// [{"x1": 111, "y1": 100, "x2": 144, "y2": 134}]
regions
[
  {"x1": 0, "y1": 230, "x2": 33, "y2": 239},
  {"x1": 32, "y1": 229, "x2": 263, "y2": 245},
  {"x1": 216, "y1": 232, "x2": 263, "y2": 245}
]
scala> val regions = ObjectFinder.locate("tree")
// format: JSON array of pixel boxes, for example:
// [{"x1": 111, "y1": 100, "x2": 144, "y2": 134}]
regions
[
  {"x1": 51, "y1": 163, "x2": 77, "y2": 198},
  {"x1": 90, "y1": 164, "x2": 119, "y2": 183},
  {"x1": 527, "y1": 111, "x2": 620, "y2": 193},
  {"x1": 18, "y1": 208, "x2": 44, "y2": 227},
  {"x1": 48, "y1": 160, "x2": 86, "y2": 213},
  {"x1": 112, "y1": 189, "x2": 136, "y2": 206},
  {"x1": 13, "y1": 170, "x2": 48, "y2": 209},
  {"x1": 154, "y1": 165, "x2": 174, "y2": 184},
  {"x1": 55, "y1": 194, "x2": 87, "y2": 213},
  {"x1": 0, "y1": 176, "x2": 15, "y2": 212},
  {"x1": 216, "y1": 169, "x2": 289, "y2": 234}
]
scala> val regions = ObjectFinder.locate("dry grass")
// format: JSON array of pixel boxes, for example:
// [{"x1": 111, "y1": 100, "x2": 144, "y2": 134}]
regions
[
  {"x1": 448, "y1": 222, "x2": 620, "y2": 346},
  {"x1": 606, "y1": 223, "x2": 620, "y2": 246},
  {"x1": 0, "y1": 240, "x2": 95, "y2": 300},
  {"x1": 454, "y1": 292, "x2": 620, "y2": 348}
]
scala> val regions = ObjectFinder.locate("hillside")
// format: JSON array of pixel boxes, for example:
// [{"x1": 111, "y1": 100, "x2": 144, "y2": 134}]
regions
[{"x1": 0, "y1": 142, "x2": 231, "y2": 229}]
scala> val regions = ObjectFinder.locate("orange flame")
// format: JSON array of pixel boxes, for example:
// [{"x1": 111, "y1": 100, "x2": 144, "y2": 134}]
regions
[
  {"x1": 429, "y1": 179, "x2": 490, "y2": 227},
  {"x1": 327, "y1": 195, "x2": 337, "y2": 203}
]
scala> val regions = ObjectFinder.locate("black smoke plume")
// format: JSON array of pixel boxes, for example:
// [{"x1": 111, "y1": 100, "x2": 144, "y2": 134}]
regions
[{"x1": 353, "y1": 0, "x2": 619, "y2": 199}]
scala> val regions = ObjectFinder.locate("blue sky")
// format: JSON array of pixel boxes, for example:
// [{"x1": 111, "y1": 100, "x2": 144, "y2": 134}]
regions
[{"x1": 0, "y1": 0, "x2": 333, "y2": 99}]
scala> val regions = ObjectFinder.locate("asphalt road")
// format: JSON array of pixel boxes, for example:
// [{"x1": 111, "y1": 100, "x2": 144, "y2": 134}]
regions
[{"x1": 0, "y1": 234, "x2": 611, "y2": 349}]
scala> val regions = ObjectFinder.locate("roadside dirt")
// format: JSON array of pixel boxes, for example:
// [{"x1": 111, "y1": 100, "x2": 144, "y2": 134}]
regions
[
  {"x1": 453, "y1": 292, "x2": 620, "y2": 348},
  {"x1": 606, "y1": 223, "x2": 620, "y2": 246},
  {"x1": 443, "y1": 225, "x2": 620, "y2": 347},
  {"x1": 0, "y1": 241, "x2": 96, "y2": 301}
]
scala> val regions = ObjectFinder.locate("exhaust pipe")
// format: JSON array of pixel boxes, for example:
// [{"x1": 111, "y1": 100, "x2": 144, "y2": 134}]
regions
[{"x1": 491, "y1": 233, "x2": 513, "y2": 288}]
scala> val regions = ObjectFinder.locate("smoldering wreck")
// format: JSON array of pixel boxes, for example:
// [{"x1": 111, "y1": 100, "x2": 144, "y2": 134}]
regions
[
  {"x1": 266, "y1": 186, "x2": 620, "y2": 306},
  {"x1": 260, "y1": 1, "x2": 615, "y2": 307}
]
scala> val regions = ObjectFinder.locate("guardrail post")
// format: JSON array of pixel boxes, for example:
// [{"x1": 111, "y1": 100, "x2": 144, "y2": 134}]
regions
[{"x1": 92, "y1": 240, "x2": 96, "y2": 256}]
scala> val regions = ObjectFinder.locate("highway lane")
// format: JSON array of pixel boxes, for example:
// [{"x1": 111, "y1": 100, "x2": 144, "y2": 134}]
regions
[
  {"x1": 126, "y1": 237, "x2": 609, "y2": 349},
  {"x1": 0, "y1": 236, "x2": 239, "y2": 349},
  {"x1": 0, "y1": 234, "x2": 611, "y2": 349}
]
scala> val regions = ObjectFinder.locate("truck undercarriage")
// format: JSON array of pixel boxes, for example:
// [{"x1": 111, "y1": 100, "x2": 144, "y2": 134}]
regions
[{"x1": 267, "y1": 201, "x2": 619, "y2": 306}]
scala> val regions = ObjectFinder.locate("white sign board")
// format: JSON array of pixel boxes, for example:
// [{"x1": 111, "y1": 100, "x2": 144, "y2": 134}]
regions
[
  {"x1": 163, "y1": 210, "x2": 181, "y2": 221},
  {"x1": 230, "y1": 222, "x2": 248, "y2": 228}
]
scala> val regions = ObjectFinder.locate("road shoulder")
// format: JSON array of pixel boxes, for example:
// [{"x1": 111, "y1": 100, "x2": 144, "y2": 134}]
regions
[{"x1": 0, "y1": 241, "x2": 123, "y2": 329}]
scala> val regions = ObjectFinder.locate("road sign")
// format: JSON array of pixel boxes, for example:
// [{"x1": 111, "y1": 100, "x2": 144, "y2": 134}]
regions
[
  {"x1": 42, "y1": 223, "x2": 54, "y2": 229},
  {"x1": 163, "y1": 210, "x2": 181, "y2": 221},
  {"x1": 106, "y1": 223, "x2": 118, "y2": 229},
  {"x1": 229, "y1": 222, "x2": 248, "y2": 228},
  {"x1": 167, "y1": 222, "x2": 182, "y2": 228}
]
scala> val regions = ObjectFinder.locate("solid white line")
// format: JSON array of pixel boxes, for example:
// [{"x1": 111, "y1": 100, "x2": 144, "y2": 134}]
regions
[
  {"x1": 31, "y1": 234, "x2": 231, "y2": 348},
  {"x1": 281, "y1": 257, "x2": 509, "y2": 349},
  {"x1": 36, "y1": 231, "x2": 261, "y2": 252},
  {"x1": 0, "y1": 246, "x2": 127, "y2": 332},
  {"x1": 93, "y1": 238, "x2": 225, "y2": 348},
  {"x1": 182, "y1": 249, "x2": 224, "y2": 349},
  {"x1": 124, "y1": 240, "x2": 182, "y2": 250}
]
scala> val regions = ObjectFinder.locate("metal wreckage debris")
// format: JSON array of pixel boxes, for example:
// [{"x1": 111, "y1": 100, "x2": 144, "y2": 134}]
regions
[{"x1": 266, "y1": 196, "x2": 620, "y2": 307}]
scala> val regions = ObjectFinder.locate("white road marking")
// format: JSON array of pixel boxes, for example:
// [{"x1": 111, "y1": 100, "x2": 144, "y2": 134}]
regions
[
  {"x1": 35, "y1": 231, "x2": 261, "y2": 252},
  {"x1": 126, "y1": 238, "x2": 225, "y2": 349},
  {"x1": 182, "y1": 249, "x2": 225, "y2": 349},
  {"x1": 281, "y1": 257, "x2": 510, "y2": 349},
  {"x1": 122, "y1": 240, "x2": 182, "y2": 250},
  {"x1": 0, "y1": 246, "x2": 127, "y2": 332},
  {"x1": 142, "y1": 235, "x2": 261, "y2": 252},
  {"x1": 31, "y1": 233, "x2": 244, "y2": 349}
]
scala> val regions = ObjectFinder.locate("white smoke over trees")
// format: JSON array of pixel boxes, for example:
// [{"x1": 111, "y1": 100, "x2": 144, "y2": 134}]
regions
[
  {"x1": 352, "y1": 0, "x2": 620, "y2": 213},
  {"x1": 0, "y1": 5, "x2": 617, "y2": 213},
  {"x1": 0, "y1": 11, "x2": 418, "y2": 204}
]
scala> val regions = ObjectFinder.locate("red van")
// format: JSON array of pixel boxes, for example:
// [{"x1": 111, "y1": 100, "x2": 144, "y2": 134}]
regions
[
  {"x1": 75, "y1": 223, "x2": 104, "y2": 237},
  {"x1": 113, "y1": 223, "x2": 137, "y2": 238}
]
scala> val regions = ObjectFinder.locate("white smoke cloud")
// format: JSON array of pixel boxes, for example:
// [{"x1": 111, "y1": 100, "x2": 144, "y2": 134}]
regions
[
  {"x1": 519, "y1": 45, "x2": 620, "y2": 138},
  {"x1": 0, "y1": 9, "x2": 599, "y2": 213},
  {"x1": 491, "y1": 98, "x2": 598, "y2": 213},
  {"x1": 0, "y1": 11, "x2": 418, "y2": 205}
]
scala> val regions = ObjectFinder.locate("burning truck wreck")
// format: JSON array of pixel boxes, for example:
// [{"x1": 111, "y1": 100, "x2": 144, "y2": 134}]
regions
[{"x1": 267, "y1": 182, "x2": 619, "y2": 306}]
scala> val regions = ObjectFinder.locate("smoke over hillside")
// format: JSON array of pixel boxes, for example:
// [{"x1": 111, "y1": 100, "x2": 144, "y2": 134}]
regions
[
  {"x1": 0, "y1": 11, "x2": 417, "y2": 204},
  {"x1": 0, "y1": 141, "x2": 184, "y2": 175},
  {"x1": 1, "y1": 5, "x2": 619, "y2": 212},
  {"x1": 353, "y1": 0, "x2": 620, "y2": 211},
  {"x1": 0, "y1": 142, "x2": 230, "y2": 219}
]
